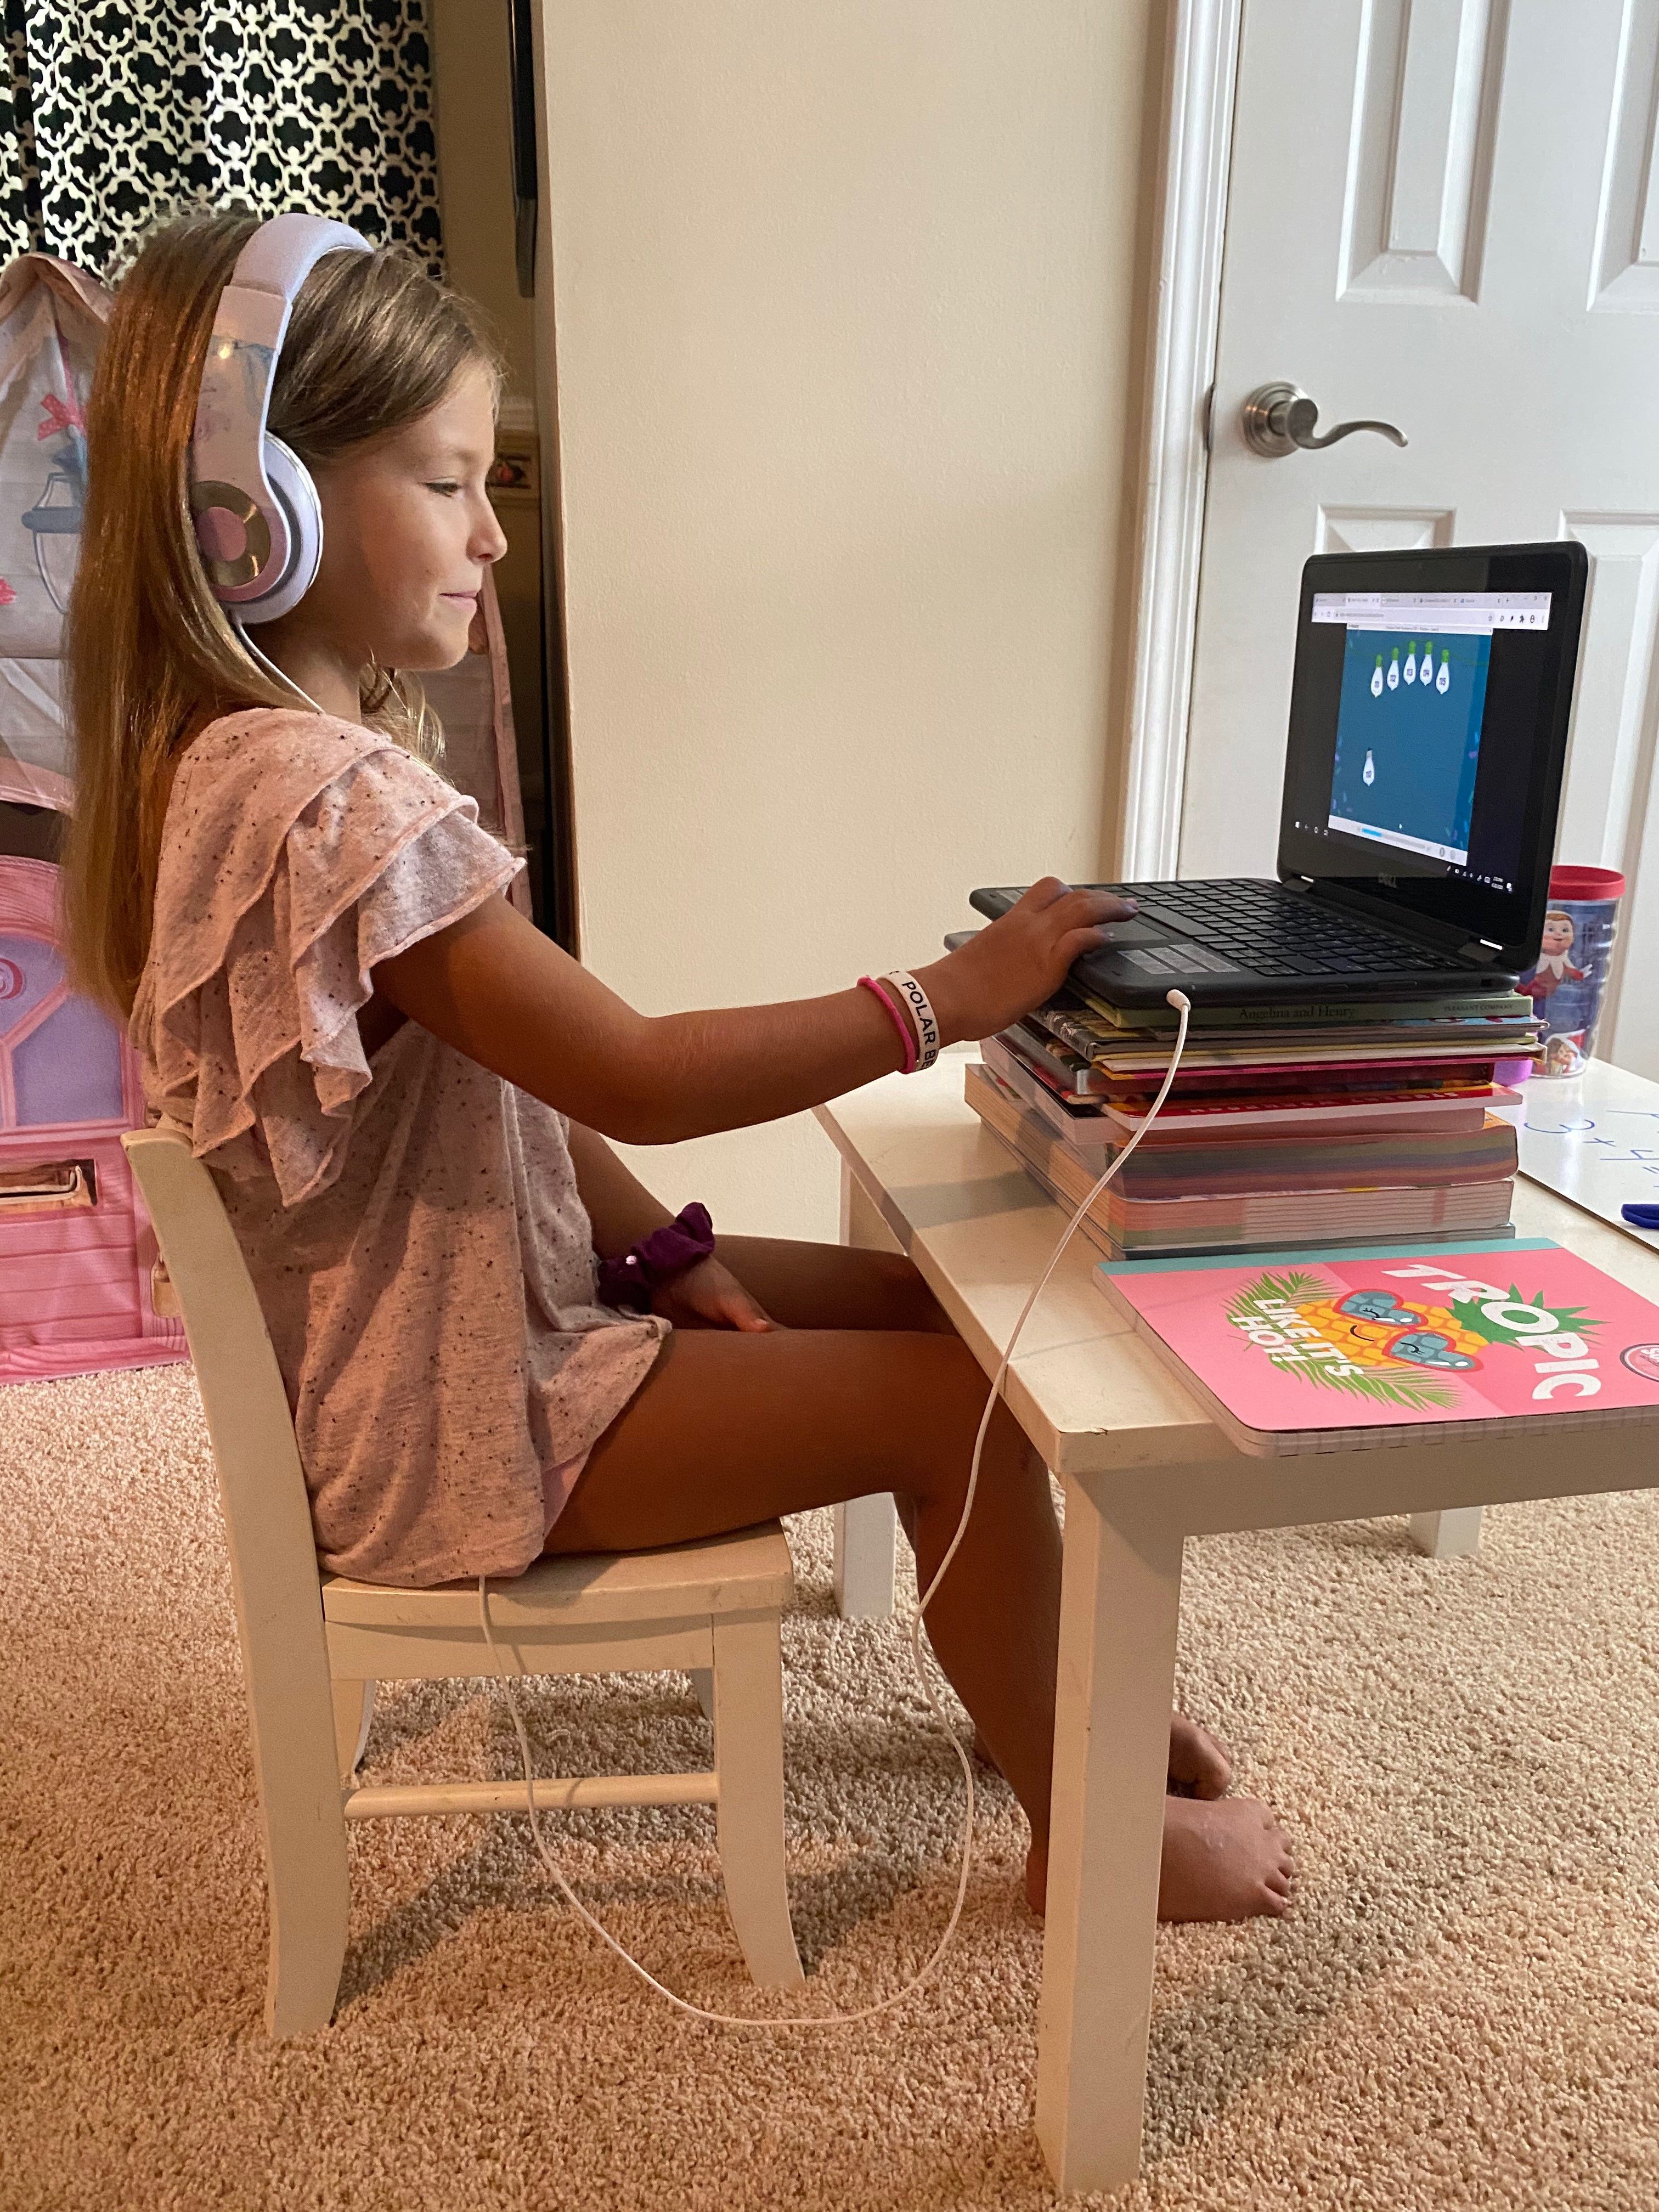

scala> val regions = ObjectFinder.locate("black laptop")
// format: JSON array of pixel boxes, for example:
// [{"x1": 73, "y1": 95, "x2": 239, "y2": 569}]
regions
[{"x1": 972, "y1": 541, "x2": 1588, "y2": 1008}]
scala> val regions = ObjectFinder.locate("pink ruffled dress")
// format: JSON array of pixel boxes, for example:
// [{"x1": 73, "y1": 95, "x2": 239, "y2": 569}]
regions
[{"x1": 130, "y1": 709, "x2": 668, "y2": 1587}]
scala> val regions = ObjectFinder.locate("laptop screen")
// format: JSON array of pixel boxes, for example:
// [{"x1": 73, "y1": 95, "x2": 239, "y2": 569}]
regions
[{"x1": 1277, "y1": 545, "x2": 1587, "y2": 970}]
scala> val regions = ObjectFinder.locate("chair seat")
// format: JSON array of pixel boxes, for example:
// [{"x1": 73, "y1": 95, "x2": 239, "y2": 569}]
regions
[{"x1": 320, "y1": 1519, "x2": 794, "y2": 1632}]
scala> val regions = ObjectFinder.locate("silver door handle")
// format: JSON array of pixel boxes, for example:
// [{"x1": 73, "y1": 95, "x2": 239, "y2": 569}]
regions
[{"x1": 1240, "y1": 381, "x2": 1408, "y2": 458}]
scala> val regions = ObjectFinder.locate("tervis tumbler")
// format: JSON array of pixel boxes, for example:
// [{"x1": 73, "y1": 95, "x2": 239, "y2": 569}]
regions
[{"x1": 1517, "y1": 865, "x2": 1625, "y2": 1079}]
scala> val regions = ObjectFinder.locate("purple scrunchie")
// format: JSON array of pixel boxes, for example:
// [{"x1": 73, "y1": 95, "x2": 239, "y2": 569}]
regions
[{"x1": 596, "y1": 1202, "x2": 716, "y2": 1313}]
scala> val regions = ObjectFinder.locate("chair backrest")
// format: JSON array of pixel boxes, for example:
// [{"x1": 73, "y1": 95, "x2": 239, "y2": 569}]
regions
[
  {"x1": 121, "y1": 1131, "x2": 344, "y2": 1878},
  {"x1": 121, "y1": 1128, "x2": 317, "y2": 1584}
]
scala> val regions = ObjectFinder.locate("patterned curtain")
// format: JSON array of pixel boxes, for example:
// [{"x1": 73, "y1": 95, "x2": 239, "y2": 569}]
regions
[{"x1": 0, "y1": 1, "x2": 443, "y2": 281}]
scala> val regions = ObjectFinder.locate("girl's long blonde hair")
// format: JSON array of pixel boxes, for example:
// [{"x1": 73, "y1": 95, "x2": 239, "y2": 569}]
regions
[{"x1": 64, "y1": 208, "x2": 502, "y2": 1016}]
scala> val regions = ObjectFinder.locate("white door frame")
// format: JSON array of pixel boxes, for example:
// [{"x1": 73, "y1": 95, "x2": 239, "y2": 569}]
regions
[{"x1": 1113, "y1": 0, "x2": 1244, "y2": 880}]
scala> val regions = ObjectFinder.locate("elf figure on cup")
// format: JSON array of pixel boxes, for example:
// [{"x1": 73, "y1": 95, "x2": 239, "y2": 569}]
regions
[{"x1": 1522, "y1": 910, "x2": 1586, "y2": 1007}]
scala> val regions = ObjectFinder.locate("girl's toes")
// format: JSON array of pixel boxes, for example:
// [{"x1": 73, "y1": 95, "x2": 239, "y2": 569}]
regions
[{"x1": 1168, "y1": 1711, "x2": 1232, "y2": 1799}]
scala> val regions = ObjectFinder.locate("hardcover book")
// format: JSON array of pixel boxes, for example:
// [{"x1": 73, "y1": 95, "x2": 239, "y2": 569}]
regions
[
  {"x1": 1094, "y1": 1239, "x2": 1659, "y2": 1456},
  {"x1": 1063, "y1": 989, "x2": 1538, "y2": 1033}
]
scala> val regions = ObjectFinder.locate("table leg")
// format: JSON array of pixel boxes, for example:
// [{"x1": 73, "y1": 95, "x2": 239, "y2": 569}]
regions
[
  {"x1": 831, "y1": 1158, "x2": 900, "y2": 1620},
  {"x1": 1409, "y1": 1506, "x2": 1483, "y2": 1559},
  {"x1": 833, "y1": 1493, "x2": 901, "y2": 1618},
  {"x1": 1036, "y1": 1479, "x2": 1183, "y2": 2195}
]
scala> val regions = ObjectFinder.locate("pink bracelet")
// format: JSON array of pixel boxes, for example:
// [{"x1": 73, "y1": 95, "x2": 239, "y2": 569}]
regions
[{"x1": 859, "y1": 974, "x2": 917, "y2": 1073}]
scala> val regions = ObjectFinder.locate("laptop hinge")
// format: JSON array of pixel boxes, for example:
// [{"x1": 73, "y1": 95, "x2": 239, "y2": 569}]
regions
[{"x1": 1285, "y1": 874, "x2": 1507, "y2": 967}]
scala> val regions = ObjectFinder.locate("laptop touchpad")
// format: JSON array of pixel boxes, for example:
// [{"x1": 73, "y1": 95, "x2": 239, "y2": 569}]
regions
[{"x1": 1093, "y1": 919, "x2": 1179, "y2": 948}]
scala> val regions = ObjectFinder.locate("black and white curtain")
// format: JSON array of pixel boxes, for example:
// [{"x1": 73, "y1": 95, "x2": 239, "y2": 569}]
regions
[{"x1": 0, "y1": 1, "x2": 443, "y2": 281}]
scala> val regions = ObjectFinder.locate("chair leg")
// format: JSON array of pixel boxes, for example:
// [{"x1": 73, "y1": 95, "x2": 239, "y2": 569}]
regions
[
  {"x1": 264, "y1": 1828, "x2": 352, "y2": 2038},
  {"x1": 332, "y1": 1679, "x2": 376, "y2": 1782},
  {"x1": 710, "y1": 1613, "x2": 805, "y2": 1988},
  {"x1": 257, "y1": 1707, "x2": 354, "y2": 2038}
]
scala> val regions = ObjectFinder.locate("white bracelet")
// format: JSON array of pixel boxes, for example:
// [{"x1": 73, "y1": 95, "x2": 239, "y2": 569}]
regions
[{"x1": 882, "y1": 969, "x2": 941, "y2": 1071}]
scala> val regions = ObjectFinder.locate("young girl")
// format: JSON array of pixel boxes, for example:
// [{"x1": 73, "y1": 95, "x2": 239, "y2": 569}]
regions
[{"x1": 64, "y1": 211, "x2": 1291, "y2": 1927}]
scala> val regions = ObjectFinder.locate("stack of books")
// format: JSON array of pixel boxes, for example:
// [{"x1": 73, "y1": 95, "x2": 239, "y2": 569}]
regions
[{"x1": 965, "y1": 982, "x2": 1540, "y2": 1261}]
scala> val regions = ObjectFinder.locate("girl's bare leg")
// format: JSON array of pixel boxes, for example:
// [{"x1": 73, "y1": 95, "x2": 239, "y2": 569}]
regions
[
  {"x1": 667, "y1": 1239, "x2": 1236, "y2": 1802},
  {"x1": 551, "y1": 1238, "x2": 1290, "y2": 1920},
  {"x1": 554, "y1": 1317, "x2": 1064, "y2": 1837}
]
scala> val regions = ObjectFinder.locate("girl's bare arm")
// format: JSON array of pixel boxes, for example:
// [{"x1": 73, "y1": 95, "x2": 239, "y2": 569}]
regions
[
  {"x1": 373, "y1": 876, "x2": 1129, "y2": 1145},
  {"x1": 564, "y1": 1121, "x2": 675, "y2": 1254}
]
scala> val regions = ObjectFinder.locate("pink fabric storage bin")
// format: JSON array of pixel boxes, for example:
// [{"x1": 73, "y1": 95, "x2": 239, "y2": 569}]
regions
[{"x1": 0, "y1": 857, "x2": 185, "y2": 1379}]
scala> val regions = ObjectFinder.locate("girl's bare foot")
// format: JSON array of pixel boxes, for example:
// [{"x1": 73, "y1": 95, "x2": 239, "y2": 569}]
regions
[
  {"x1": 1158, "y1": 1796, "x2": 1293, "y2": 1920},
  {"x1": 978, "y1": 1711, "x2": 1231, "y2": 1799},
  {"x1": 1023, "y1": 1796, "x2": 1293, "y2": 1921},
  {"x1": 1166, "y1": 1711, "x2": 1231, "y2": 1799}
]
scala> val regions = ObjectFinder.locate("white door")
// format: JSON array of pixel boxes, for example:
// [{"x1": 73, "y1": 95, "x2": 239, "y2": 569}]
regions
[{"x1": 1184, "y1": 0, "x2": 1659, "y2": 1074}]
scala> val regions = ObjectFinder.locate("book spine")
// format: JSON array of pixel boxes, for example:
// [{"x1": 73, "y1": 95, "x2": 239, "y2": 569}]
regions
[
  {"x1": 1071, "y1": 992, "x2": 1533, "y2": 1033},
  {"x1": 1097, "y1": 1092, "x2": 1493, "y2": 1136},
  {"x1": 1005, "y1": 1021, "x2": 1109, "y2": 1096},
  {"x1": 980, "y1": 1038, "x2": 1115, "y2": 1147},
  {"x1": 1093, "y1": 1060, "x2": 1498, "y2": 1104},
  {"x1": 1032, "y1": 1005, "x2": 1120, "y2": 1058}
]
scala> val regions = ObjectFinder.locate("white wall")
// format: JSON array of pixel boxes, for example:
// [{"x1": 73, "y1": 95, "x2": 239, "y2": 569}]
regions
[{"x1": 537, "y1": 1, "x2": 1156, "y2": 1238}]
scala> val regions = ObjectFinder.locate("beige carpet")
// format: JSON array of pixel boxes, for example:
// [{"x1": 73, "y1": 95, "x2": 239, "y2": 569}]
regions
[{"x1": 2, "y1": 1366, "x2": 1657, "y2": 2211}]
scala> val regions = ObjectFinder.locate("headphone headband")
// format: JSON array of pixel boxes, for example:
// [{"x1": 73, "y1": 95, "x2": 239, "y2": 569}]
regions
[{"x1": 190, "y1": 213, "x2": 373, "y2": 618}]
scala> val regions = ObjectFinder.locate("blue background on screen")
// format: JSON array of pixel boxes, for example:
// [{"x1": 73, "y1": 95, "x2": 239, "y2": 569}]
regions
[{"x1": 1328, "y1": 629, "x2": 1490, "y2": 859}]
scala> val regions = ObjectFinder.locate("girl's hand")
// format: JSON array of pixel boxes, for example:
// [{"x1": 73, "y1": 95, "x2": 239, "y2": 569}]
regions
[
  {"x1": 653, "y1": 1255, "x2": 776, "y2": 1332},
  {"x1": 921, "y1": 878, "x2": 1137, "y2": 1045}
]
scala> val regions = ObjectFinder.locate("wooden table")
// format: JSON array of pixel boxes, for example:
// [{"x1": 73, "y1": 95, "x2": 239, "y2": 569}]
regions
[{"x1": 814, "y1": 1052, "x2": 1659, "y2": 2195}]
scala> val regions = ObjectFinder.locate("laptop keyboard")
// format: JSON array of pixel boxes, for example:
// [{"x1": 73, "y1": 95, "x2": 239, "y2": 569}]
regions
[{"x1": 1110, "y1": 878, "x2": 1469, "y2": 979}]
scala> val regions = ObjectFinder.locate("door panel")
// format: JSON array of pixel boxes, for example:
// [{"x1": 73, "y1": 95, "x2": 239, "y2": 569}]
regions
[
  {"x1": 1339, "y1": 0, "x2": 1508, "y2": 303},
  {"x1": 1591, "y1": 0, "x2": 1659, "y2": 310},
  {"x1": 1555, "y1": 516, "x2": 1659, "y2": 876},
  {"x1": 1316, "y1": 506, "x2": 1455, "y2": 554}
]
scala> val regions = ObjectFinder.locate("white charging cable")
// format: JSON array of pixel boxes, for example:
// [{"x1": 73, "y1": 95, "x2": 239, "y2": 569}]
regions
[
  {"x1": 232, "y1": 615, "x2": 329, "y2": 716},
  {"x1": 475, "y1": 986, "x2": 1194, "y2": 2025}
]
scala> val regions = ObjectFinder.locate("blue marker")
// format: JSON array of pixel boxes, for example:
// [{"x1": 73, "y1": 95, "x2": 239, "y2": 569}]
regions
[{"x1": 1621, "y1": 1204, "x2": 1659, "y2": 1229}]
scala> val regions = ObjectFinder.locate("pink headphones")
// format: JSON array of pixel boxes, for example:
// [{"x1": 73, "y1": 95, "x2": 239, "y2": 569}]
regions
[{"x1": 189, "y1": 213, "x2": 372, "y2": 624}]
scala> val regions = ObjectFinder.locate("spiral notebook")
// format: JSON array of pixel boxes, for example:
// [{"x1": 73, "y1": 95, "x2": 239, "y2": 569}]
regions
[{"x1": 1094, "y1": 1238, "x2": 1659, "y2": 1457}]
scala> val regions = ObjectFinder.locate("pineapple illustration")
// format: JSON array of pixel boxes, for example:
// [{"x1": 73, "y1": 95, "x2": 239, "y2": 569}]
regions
[
  {"x1": 1226, "y1": 1268, "x2": 1604, "y2": 1415},
  {"x1": 1293, "y1": 1288, "x2": 1486, "y2": 1372}
]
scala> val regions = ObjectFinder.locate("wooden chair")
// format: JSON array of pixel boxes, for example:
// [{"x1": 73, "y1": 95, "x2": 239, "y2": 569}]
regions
[{"x1": 122, "y1": 1127, "x2": 804, "y2": 2036}]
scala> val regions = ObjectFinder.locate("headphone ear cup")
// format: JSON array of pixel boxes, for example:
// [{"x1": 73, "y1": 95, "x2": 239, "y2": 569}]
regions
[{"x1": 237, "y1": 437, "x2": 323, "y2": 625}]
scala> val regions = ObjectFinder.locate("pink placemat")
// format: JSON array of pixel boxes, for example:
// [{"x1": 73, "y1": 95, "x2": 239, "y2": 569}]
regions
[{"x1": 1096, "y1": 1237, "x2": 1659, "y2": 1457}]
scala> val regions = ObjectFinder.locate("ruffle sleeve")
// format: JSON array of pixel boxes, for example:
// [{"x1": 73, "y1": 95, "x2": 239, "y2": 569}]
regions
[{"x1": 133, "y1": 709, "x2": 521, "y2": 1207}]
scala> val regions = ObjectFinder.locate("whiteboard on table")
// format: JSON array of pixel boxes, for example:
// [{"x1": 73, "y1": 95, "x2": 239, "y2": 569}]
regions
[{"x1": 1497, "y1": 1059, "x2": 1659, "y2": 1252}]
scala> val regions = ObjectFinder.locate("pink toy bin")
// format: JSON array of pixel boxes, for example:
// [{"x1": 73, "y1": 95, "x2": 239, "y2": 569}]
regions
[{"x1": 0, "y1": 856, "x2": 185, "y2": 1380}]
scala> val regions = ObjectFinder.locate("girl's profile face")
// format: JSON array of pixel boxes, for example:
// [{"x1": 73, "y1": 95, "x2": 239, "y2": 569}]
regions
[{"x1": 300, "y1": 362, "x2": 509, "y2": 672}]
